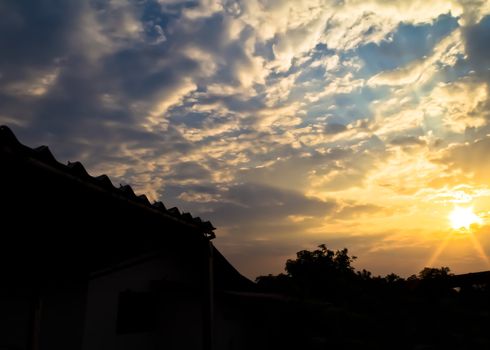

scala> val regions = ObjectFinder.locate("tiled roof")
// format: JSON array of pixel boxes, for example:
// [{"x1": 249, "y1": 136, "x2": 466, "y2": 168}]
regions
[{"x1": 0, "y1": 125, "x2": 216, "y2": 239}]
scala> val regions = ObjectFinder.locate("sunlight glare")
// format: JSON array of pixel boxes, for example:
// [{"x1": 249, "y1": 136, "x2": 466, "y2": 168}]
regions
[{"x1": 449, "y1": 206, "x2": 482, "y2": 230}]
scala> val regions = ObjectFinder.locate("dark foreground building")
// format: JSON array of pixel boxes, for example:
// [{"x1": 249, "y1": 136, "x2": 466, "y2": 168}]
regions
[{"x1": 0, "y1": 126, "x2": 289, "y2": 350}]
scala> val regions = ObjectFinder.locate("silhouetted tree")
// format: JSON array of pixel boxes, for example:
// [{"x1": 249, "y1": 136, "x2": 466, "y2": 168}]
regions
[
  {"x1": 356, "y1": 269, "x2": 372, "y2": 281},
  {"x1": 285, "y1": 245, "x2": 356, "y2": 278},
  {"x1": 257, "y1": 244, "x2": 358, "y2": 300},
  {"x1": 418, "y1": 266, "x2": 452, "y2": 280},
  {"x1": 255, "y1": 246, "x2": 490, "y2": 349},
  {"x1": 417, "y1": 266, "x2": 454, "y2": 298},
  {"x1": 384, "y1": 273, "x2": 404, "y2": 284}
]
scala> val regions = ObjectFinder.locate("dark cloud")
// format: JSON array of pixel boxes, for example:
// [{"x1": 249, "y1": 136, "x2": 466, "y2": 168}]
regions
[
  {"x1": 0, "y1": 1, "x2": 81, "y2": 74},
  {"x1": 0, "y1": 1, "x2": 83, "y2": 134},
  {"x1": 463, "y1": 15, "x2": 490, "y2": 80},
  {"x1": 439, "y1": 136, "x2": 490, "y2": 183},
  {"x1": 324, "y1": 123, "x2": 347, "y2": 134},
  {"x1": 333, "y1": 203, "x2": 386, "y2": 220},
  {"x1": 170, "y1": 161, "x2": 212, "y2": 181},
  {"x1": 212, "y1": 182, "x2": 337, "y2": 225},
  {"x1": 0, "y1": 0, "x2": 206, "y2": 166},
  {"x1": 389, "y1": 135, "x2": 426, "y2": 146},
  {"x1": 161, "y1": 181, "x2": 339, "y2": 250},
  {"x1": 455, "y1": 15, "x2": 490, "y2": 133},
  {"x1": 237, "y1": 146, "x2": 355, "y2": 190}
]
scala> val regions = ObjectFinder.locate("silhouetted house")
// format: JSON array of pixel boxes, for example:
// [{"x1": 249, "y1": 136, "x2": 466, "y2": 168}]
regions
[
  {"x1": 448, "y1": 270, "x2": 490, "y2": 291},
  {"x1": 0, "y1": 126, "x2": 288, "y2": 350}
]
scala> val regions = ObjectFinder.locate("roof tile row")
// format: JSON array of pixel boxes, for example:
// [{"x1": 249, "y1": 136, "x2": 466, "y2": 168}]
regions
[{"x1": 0, "y1": 125, "x2": 216, "y2": 238}]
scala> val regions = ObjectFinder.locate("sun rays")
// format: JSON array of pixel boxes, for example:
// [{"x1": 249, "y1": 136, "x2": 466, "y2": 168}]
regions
[{"x1": 427, "y1": 204, "x2": 490, "y2": 269}]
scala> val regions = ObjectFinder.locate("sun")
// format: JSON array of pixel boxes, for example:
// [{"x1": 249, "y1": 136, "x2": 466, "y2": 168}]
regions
[{"x1": 449, "y1": 206, "x2": 482, "y2": 230}]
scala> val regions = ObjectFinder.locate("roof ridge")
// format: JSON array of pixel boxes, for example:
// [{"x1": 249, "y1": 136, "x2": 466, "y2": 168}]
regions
[{"x1": 0, "y1": 125, "x2": 216, "y2": 239}]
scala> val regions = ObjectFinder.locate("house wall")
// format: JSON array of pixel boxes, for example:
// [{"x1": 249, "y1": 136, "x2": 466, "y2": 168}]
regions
[
  {"x1": 214, "y1": 298, "x2": 250, "y2": 350},
  {"x1": 0, "y1": 286, "x2": 33, "y2": 350},
  {"x1": 82, "y1": 250, "x2": 206, "y2": 350},
  {"x1": 0, "y1": 278, "x2": 88, "y2": 350},
  {"x1": 213, "y1": 293, "x2": 297, "y2": 350},
  {"x1": 38, "y1": 277, "x2": 88, "y2": 350}
]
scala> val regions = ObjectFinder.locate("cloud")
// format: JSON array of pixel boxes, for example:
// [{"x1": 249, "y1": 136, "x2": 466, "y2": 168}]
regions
[
  {"x1": 367, "y1": 27, "x2": 464, "y2": 87},
  {"x1": 215, "y1": 182, "x2": 337, "y2": 223},
  {"x1": 426, "y1": 78, "x2": 488, "y2": 133},
  {"x1": 439, "y1": 136, "x2": 490, "y2": 184},
  {"x1": 172, "y1": 181, "x2": 339, "y2": 245},
  {"x1": 389, "y1": 135, "x2": 426, "y2": 147},
  {"x1": 358, "y1": 14, "x2": 459, "y2": 75},
  {"x1": 168, "y1": 161, "x2": 213, "y2": 183},
  {"x1": 178, "y1": 191, "x2": 221, "y2": 203},
  {"x1": 458, "y1": 0, "x2": 490, "y2": 25},
  {"x1": 324, "y1": 123, "x2": 347, "y2": 134},
  {"x1": 462, "y1": 14, "x2": 490, "y2": 79},
  {"x1": 2, "y1": 0, "x2": 490, "y2": 278},
  {"x1": 332, "y1": 203, "x2": 387, "y2": 220}
]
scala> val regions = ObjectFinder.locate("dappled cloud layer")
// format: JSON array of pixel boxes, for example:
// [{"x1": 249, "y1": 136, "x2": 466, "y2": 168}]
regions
[{"x1": 2, "y1": 0, "x2": 490, "y2": 278}]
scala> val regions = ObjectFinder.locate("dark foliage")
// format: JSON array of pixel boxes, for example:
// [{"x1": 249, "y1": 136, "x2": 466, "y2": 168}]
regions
[{"x1": 256, "y1": 244, "x2": 490, "y2": 350}]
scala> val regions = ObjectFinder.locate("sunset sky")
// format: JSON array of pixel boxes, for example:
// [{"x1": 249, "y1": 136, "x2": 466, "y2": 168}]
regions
[{"x1": 2, "y1": 0, "x2": 490, "y2": 279}]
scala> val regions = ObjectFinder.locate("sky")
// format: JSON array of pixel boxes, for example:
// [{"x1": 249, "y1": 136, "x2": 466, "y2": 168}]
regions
[{"x1": 2, "y1": 0, "x2": 490, "y2": 279}]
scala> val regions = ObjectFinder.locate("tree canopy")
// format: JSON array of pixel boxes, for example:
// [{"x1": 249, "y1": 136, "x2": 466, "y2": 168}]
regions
[{"x1": 256, "y1": 244, "x2": 457, "y2": 301}]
